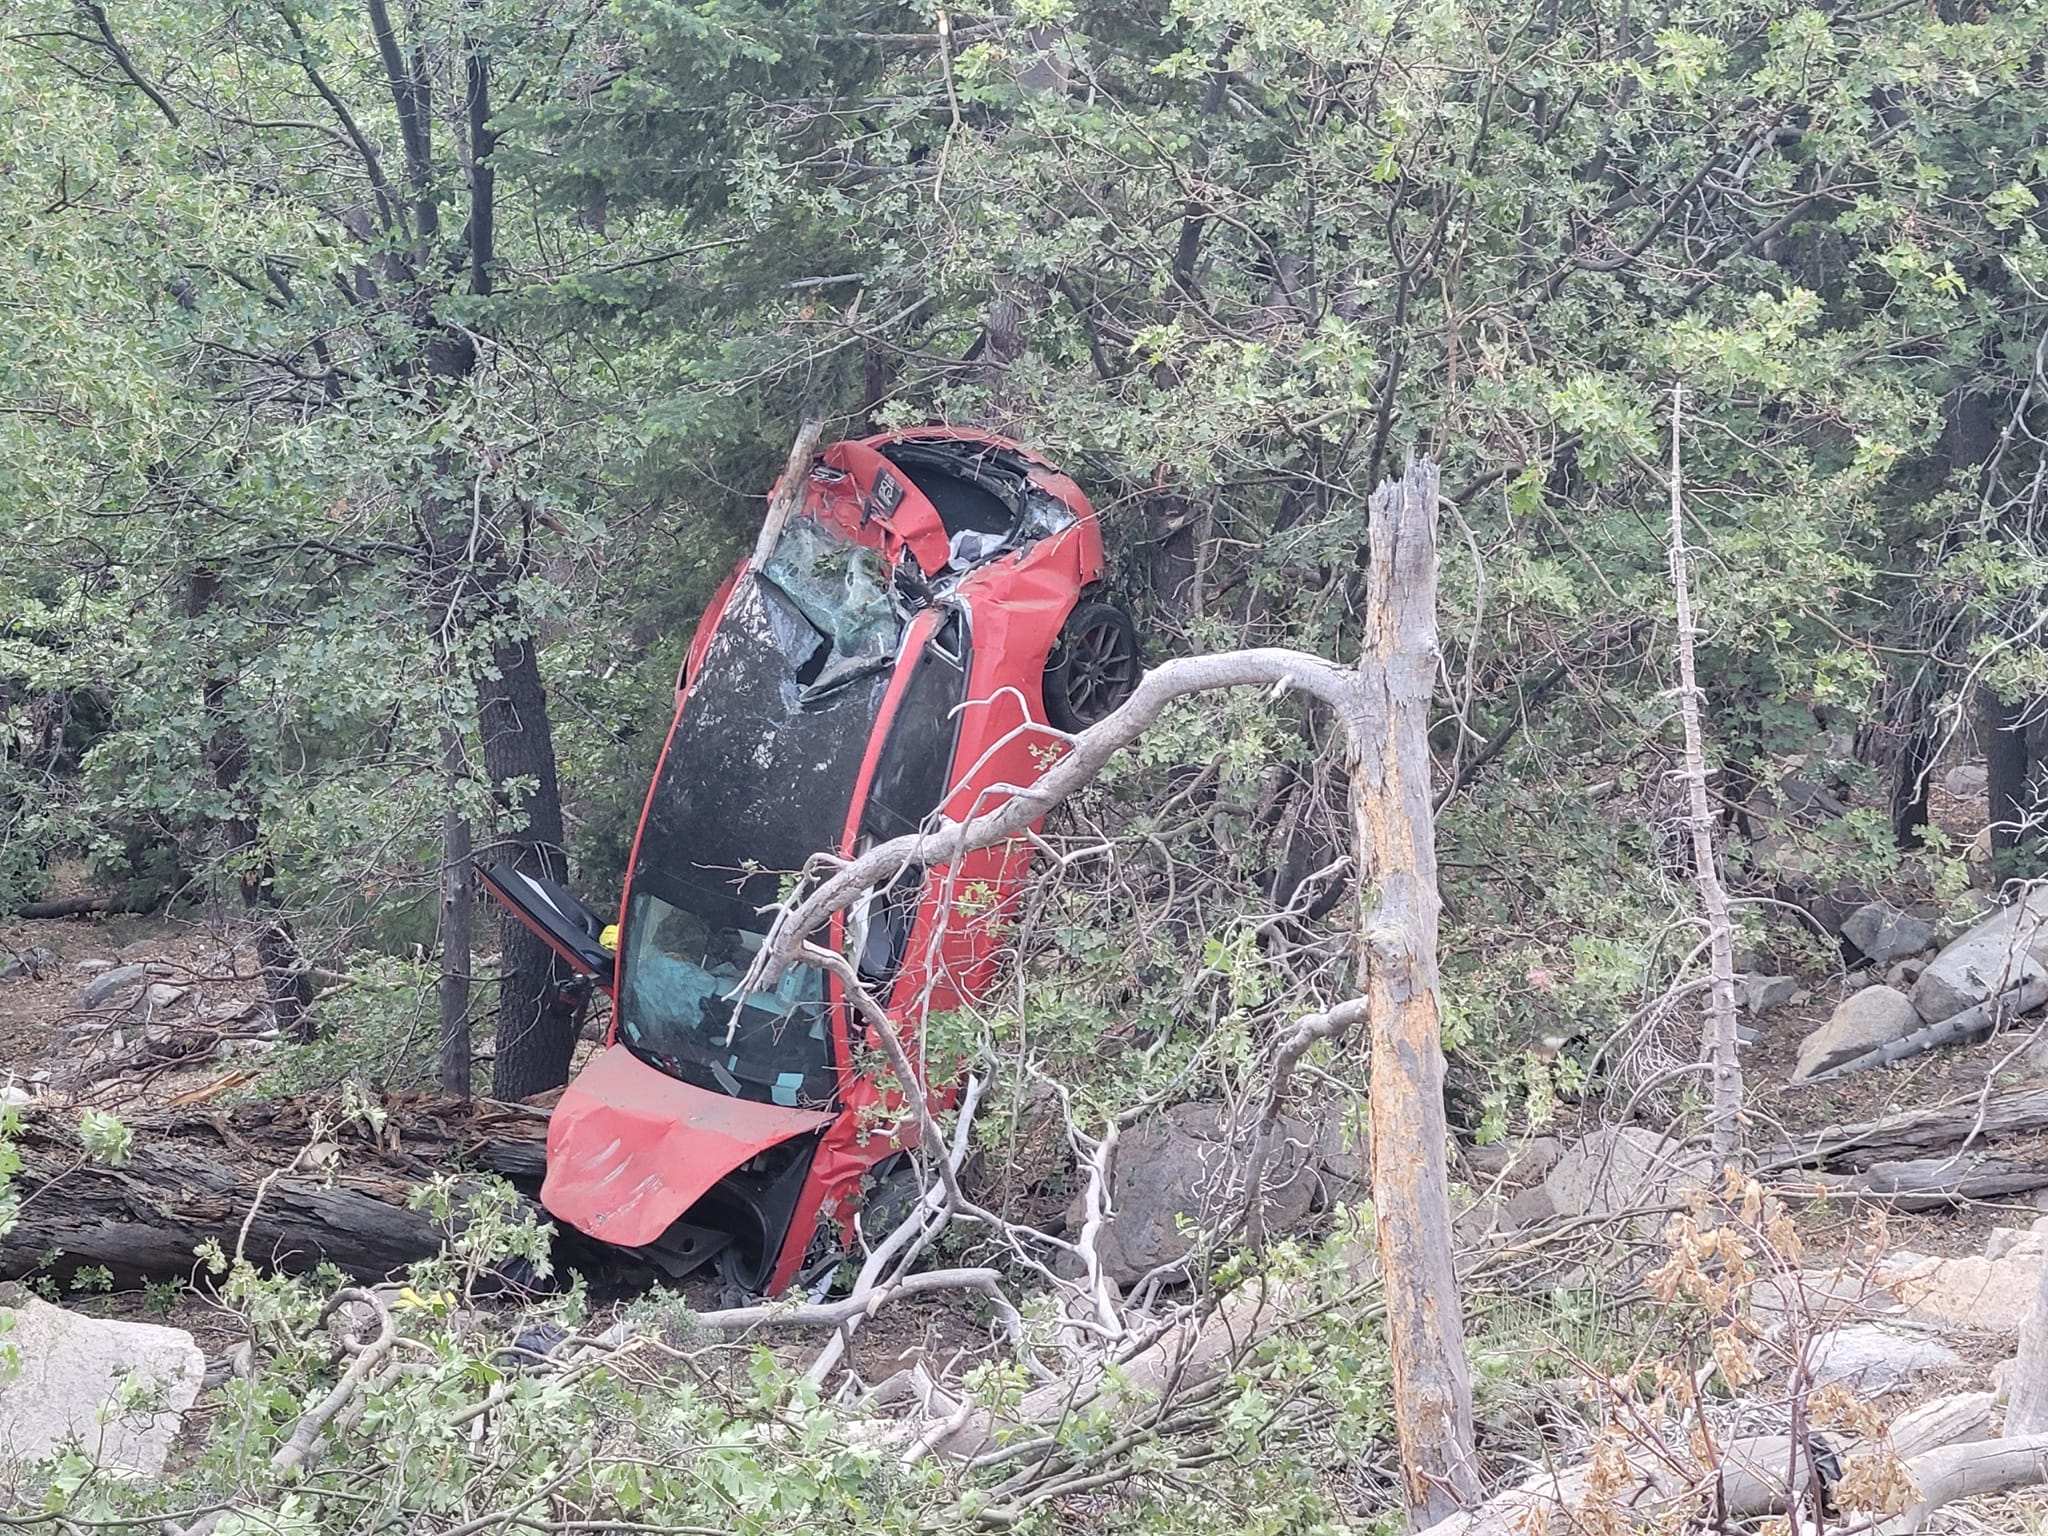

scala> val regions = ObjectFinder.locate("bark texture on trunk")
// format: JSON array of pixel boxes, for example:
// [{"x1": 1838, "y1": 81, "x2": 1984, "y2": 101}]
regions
[
  {"x1": 477, "y1": 630, "x2": 576, "y2": 1100},
  {"x1": 187, "y1": 568, "x2": 316, "y2": 1042},
  {"x1": 1668, "y1": 386, "x2": 1744, "y2": 1163},
  {"x1": 5, "y1": 1098, "x2": 547, "y2": 1284},
  {"x1": 1354, "y1": 456, "x2": 1480, "y2": 1526},
  {"x1": 2010, "y1": 1257, "x2": 2048, "y2": 1436}
]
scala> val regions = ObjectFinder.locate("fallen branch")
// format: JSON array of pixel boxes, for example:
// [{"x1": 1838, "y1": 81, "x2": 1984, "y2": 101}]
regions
[
  {"x1": 745, "y1": 647, "x2": 1359, "y2": 994},
  {"x1": 692, "y1": 1267, "x2": 1021, "y2": 1340},
  {"x1": 271, "y1": 1288, "x2": 396, "y2": 1476},
  {"x1": 1244, "y1": 997, "x2": 1367, "y2": 1248},
  {"x1": 1765, "y1": 1085, "x2": 2048, "y2": 1173},
  {"x1": 1870, "y1": 1432, "x2": 2048, "y2": 1534},
  {"x1": 1801, "y1": 977, "x2": 2048, "y2": 1083}
]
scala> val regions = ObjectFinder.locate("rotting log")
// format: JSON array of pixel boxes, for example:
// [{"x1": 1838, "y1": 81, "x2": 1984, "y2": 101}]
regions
[
  {"x1": 2, "y1": 1095, "x2": 549, "y2": 1284},
  {"x1": 1766, "y1": 1086, "x2": 2048, "y2": 1173},
  {"x1": 1353, "y1": 455, "x2": 1481, "y2": 1524}
]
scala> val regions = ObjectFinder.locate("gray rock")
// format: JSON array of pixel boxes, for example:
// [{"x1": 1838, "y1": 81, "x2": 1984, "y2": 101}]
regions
[
  {"x1": 77, "y1": 963, "x2": 148, "y2": 1011},
  {"x1": 1793, "y1": 986, "x2": 1921, "y2": 1080},
  {"x1": 0, "y1": 1292, "x2": 205, "y2": 1478},
  {"x1": 1735, "y1": 974, "x2": 1798, "y2": 1014},
  {"x1": 1910, "y1": 898, "x2": 2048, "y2": 1023},
  {"x1": 1841, "y1": 902, "x2": 1936, "y2": 968},
  {"x1": 130, "y1": 982, "x2": 189, "y2": 1018},
  {"x1": 1944, "y1": 762, "x2": 1989, "y2": 799},
  {"x1": 1803, "y1": 1324, "x2": 1960, "y2": 1395},
  {"x1": 1072, "y1": 1101, "x2": 1324, "y2": 1286},
  {"x1": 1543, "y1": 1127, "x2": 1710, "y2": 1221},
  {"x1": 0, "y1": 946, "x2": 54, "y2": 982},
  {"x1": 1462, "y1": 1135, "x2": 1564, "y2": 1186},
  {"x1": 1884, "y1": 959, "x2": 1927, "y2": 991}
]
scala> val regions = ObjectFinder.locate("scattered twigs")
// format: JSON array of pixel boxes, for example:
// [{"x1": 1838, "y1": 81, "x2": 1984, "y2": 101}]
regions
[
  {"x1": 692, "y1": 1267, "x2": 1022, "y2": 1339},
  {"x1": 804, "y1": 1074, "x2": 986, "y2": 1387}
]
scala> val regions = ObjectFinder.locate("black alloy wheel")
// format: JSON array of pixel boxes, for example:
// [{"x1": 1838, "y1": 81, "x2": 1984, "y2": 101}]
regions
[{"x1": 1043, "y1": 601, "x2": 1140, "y2": 732}]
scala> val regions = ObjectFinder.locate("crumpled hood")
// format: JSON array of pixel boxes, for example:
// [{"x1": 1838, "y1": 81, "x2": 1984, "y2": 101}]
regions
[{"x1": 541, "y1": 1045, "x2": 831, "y2": 1248}]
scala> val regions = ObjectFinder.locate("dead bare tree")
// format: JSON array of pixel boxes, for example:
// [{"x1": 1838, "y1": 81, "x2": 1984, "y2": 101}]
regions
[
  {"x1": 744, "y1": 455, "x2": 1478, "y2": 1526},
  {"x1": 1669, "y1": 384, "x2": 1744, "y2": 1164},
  {"x1": 1353, "y1": 458, "x2": 1482, "y2": 1522}
]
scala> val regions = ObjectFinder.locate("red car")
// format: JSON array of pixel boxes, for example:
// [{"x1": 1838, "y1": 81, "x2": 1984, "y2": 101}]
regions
[{"x1": 486, "y1": 429, "x2": 1138, "y2": 1293}]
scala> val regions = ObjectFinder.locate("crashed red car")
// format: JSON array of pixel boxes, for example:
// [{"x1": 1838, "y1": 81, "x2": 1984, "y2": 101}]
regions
[{"x1": 486, "y1": 429, "x2": 1138, "y2": 1293}]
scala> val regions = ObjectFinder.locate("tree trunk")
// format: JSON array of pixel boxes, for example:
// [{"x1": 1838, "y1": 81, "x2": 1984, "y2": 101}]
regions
[
  {"x1": 1353, "y1": 455, "x2": 1481, "y2": 1526},
  {"x1": 476, "y1": 630, "x2": 576, "y2": 1099},
  {"x1": 2009, "y1": 1255, "x2": 2048, "y2": 1436},
  {"x1": 187, "y1": 568, "x2": 315, "y2": 1042},
  {"x1": 439, "y1": 721, "x2": 474, "y2": 1098},
  {"x1": 1668, "y1": 385, "x2": 1745, "y2": 1163},
  {"x1": 1985, "y1": 684, "x2": 2033, "y2": 853}
]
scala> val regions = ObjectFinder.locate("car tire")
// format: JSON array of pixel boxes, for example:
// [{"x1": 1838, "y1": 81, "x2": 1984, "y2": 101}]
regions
[{"x1": 1042, "y1": 601, "x2": 1141, "y2": 732}]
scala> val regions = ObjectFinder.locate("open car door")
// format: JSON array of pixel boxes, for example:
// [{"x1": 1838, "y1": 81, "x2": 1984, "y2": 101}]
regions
[{"x1": 479, "y1": 864, "x2": 616, "y2": 986}]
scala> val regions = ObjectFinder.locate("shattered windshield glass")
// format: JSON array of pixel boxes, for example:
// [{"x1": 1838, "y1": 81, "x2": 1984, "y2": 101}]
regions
[
  {"x1": 619, "y1": 572, "x2": 894, "y2": 1106},
  {"x1": 760, "y1": 518, "x2": 897, "y2": 692},
  {"x1": 617, "y1": 884, "x2": 834, "y2": 1108}
]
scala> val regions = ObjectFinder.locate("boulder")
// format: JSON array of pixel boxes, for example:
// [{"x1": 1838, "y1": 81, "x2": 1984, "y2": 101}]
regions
[
  {"x1": 1944, "y1": 762, "x2": 1989, "y2": 799},
  {"x1": 1840, "y1": 902, "x2": 1936, "y2": 968},
  {"x1": 1072, "y1": 1101, "x2": 1324, "y2": 1286},
  {"x1": 77, "y1": 963, "x2": 149, "y2": 1011},
  {"x1": 1792, "y1": 986, "x2": 1921, "y2": 1080},
  {"x1": 1542, "y1": 1127, "x2": 1710, "y2": 1222},
  {"x1": 1735, "y1": 974, "x2": 1798, "y2": 1014},
  {"x1": 1803, "y1": 1323, "x2": 1961, "y2": 1395},
  {"x1": 0, "y1": 946, "x2": 55, "y2": 982},
  {"x1": 130, "y1": 982, "x2": 189, "y2": 1018},
  {"x1": 0, "y1": 1292, "x2": 205, "y2": 1478},
  {"x1": 1879, "y1": 1220, "x2": 2048, "y2": 1336},
  {"x1": 1910, "y1": 897, "x2": 2048, "y2": 1023}
]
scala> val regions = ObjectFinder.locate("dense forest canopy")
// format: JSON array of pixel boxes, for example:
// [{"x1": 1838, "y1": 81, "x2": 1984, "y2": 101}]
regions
[{"x1": 3, "y1": 0, "x2": 2048, "y2": 1526}]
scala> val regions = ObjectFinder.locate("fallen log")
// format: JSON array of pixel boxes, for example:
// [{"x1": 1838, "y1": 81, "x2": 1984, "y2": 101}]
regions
[
  {"x1": 1803, "y1": 978, "x2": 2048, "y2": 1083},
  {"x1": 1767, "y1": 1086, "x2": 2048, "y2": 1173},
  {"x1": 2, "y1": 1095, "x2": 550, "y2": 1284},
  {"x1": 1805, "y1": 1153, "x2": 2048, "y2": 1210}
]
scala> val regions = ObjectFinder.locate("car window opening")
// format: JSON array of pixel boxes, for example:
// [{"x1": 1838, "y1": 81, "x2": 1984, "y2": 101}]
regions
[
  {"x1": 879, "y1": 441, "x2": 1077, "y2": 573},
  {"x1": 758, "y1": 519, "x2": 901, "y2": 704},
  {"x1": 618, "y1": 885, "x2": 836, "y2": 1108}
]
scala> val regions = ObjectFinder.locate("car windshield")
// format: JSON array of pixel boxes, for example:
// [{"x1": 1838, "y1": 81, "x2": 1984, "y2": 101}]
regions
[{"x1": 617, "y1": 883, "x2": 834, "y2": 1107}]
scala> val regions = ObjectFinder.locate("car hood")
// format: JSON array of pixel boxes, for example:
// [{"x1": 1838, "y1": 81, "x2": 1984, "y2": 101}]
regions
[{"x1": 541, "y1": 1045, "x2": 831, "y2": 1248}]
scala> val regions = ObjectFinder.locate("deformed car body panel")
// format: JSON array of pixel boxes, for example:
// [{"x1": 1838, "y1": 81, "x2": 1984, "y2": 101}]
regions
[
  {"x1": 541, "y1": 1044, "x2": 830, "y2": 1250},
  {"x1": 535, "y1": 428, "x2": 1110, "y2": 1292}
]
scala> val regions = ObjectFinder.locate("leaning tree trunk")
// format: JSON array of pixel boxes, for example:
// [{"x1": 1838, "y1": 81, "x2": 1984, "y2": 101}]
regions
[
  {"x1": 477, "y1": 628, "x2": 577, "y2": 1099},
  {"x1": 1353, "y1": 456, "x2": 1481, "y2": 1526}
]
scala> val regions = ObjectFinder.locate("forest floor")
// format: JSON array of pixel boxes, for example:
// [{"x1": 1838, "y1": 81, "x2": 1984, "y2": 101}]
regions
[{"x1": 6, "y1": 877, "x2": 2048, "y2": 1525}]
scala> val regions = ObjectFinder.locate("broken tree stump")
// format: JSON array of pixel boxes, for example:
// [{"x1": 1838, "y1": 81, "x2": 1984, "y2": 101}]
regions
[{"x1": 3, "y1": 1095, "x2": 550, "y2": 1284}]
